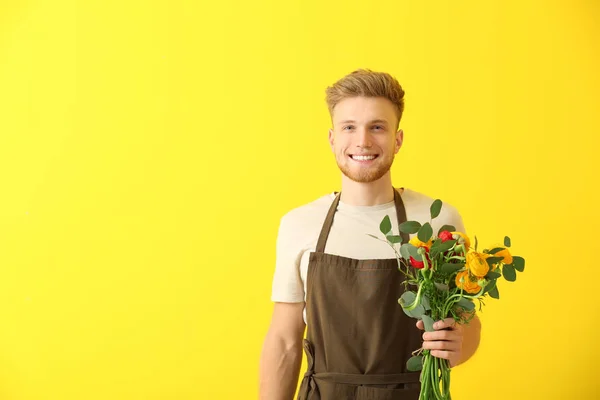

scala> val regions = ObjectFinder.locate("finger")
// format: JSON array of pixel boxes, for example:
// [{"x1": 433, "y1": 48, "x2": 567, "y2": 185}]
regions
[
  {"x1": 422, "y1": 340, "x2": 461, "y2": 352},
  {"x1": 434, "y1": 318, "x2": 457, "y2": 330},
  {"x1": 430, "y1": 350, "x2": 457, "y2": 360},
  {"x1": 423, "y1": 330, "x2": 461, "y2": 342},
  {"x1": 416, "y1": 320, "x2": 424, "y2": 330}
]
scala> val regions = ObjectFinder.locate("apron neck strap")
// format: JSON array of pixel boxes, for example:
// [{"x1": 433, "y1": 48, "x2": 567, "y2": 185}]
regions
[{"x1": 315, "y1": 187, "x2": 409, "y2": 253}]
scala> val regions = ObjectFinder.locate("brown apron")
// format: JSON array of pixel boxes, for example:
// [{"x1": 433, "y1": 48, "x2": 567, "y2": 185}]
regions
[{"x1": 297, "y1": 187, "x2": 423, "y2": 400}]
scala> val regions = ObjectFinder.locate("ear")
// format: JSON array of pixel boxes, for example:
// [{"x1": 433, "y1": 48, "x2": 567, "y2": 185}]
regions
[
  {"x1": 328, "y1": 128, "x2": 335, "y2": 152},
  {"x1": 394, "y1": 129, "x2": 403, "y2": 154}
]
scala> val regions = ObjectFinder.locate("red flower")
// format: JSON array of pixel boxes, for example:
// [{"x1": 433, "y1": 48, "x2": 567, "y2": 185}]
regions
[
  {"x1": 410, "y1": 256, "x2": 424, "y2": 269},
  {"x1": 409, "y1": 247, "x2": 431, "y2": 269},
  {"x1": 439, "y1": 230, "x2": 453, "y2": 242}
]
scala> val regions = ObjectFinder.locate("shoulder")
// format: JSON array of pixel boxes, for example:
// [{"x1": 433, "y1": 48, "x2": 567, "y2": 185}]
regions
[{"x1": 277, "y1": 192, "x2": 335, "y2": 240}]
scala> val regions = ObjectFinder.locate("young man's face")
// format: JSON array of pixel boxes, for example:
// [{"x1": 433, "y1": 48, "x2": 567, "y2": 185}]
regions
[{"x1": 328, "y1": 96, "x2": 403, "y2": 183}]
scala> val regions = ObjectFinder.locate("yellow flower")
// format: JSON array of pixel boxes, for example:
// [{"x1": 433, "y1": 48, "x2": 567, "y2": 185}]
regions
[
  {"x1": 451, "y1": 231, "x2": 471, "y2": 251},
  {"x1": 455, "y1": 270, "x2": 481, "y2": 294},
  {"x1": 466, "y1": 251, "x2": 491, "y2": 277},
  {"x1": 409, "y1": 236, "x2": 432, "y2": 249}
]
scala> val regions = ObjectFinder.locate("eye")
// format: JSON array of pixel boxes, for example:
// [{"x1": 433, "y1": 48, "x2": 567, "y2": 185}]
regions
[
  {"x1": 373, "y1": 125, "x2": 384, "y2": 131},
  {"x1": 343, "y1": 125, "x2": 354, "y2": 131}
]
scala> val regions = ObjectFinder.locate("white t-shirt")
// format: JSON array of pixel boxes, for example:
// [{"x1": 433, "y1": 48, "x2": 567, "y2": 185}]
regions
[{"x1": 270, "y1": 187, "x2": 467, "y2": 324}]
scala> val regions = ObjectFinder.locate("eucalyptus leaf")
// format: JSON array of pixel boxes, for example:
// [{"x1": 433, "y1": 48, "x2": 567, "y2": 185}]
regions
[
  {"x1": 407, "y1": 355, "x2": 423, "y2": 372},
  {"x1": 399, "y1": 291, "x2": 417, "y2": 307},
  {"x1": 434, "y1": 282, "x2": 450, "y2": 291},
  {"x1": 486, "y1": 256, "x2": 504, "y2": 266},
  {"x1": 430, "y1": 199, "x2": 442, "y2": 219},
  {"x1": 487, "y1": 247, "x2": 504, "y2": 254},
  {"x1": 489, "y1": 285, "x2": 500, "y2": 299},
  {"x1": 404, "y1": 304, "x2": 426, "y2": 319},
  {"x1": 431, "y1": 240, "x2": 457, "y2": 258},
  {"x1": 485, "y1": 271, "x2": 501, "y2": 279},
  {"x1": 400, "y1": 243, "x2": 411, "y2": 260},
  {"x1": 387, "y1": 235, "x2": 403, "y2": 244},
  {"x1": 483, "y1": 279, "x2": 496, "y2": 294},
  {"x1": 456, "y1": 297, "x2": 475, "y2": 311},
  {"x1": 438, "y1": 225, "x2": 456, "y2": 235},
  {"x1": 503, "y1": 264, "x2": 517, "y2": 282},
  {"x1": 399, "y1": 221, "x2": 422, "y2": 234},
  {"x1": 367, "y1": 234, "x2": 380, "y2": 241},
  {"x1": 407, "y1": 245, "x2": 423, "y2": 261},
  {"x1": 504, "y1": 236, "x2": 511, "y2": 247},
  {"x1": 420, "y1": 295, "x2": 431, "y2": 311},
  {"x1": 422, "y1": 315, "x2": 435, "y2": 332},
  {"x1": 513, "y1": 256, "x2": 525, "y2": 272},
  {"x1": 440, "y1": 263, "x2": 464, "y2": 274},
  {"x1": 417, "y1": 223, "x2": 433, "y2": 243},
  {"x1": 380, "y1": 215, "x2": 392, "y2": 235}
]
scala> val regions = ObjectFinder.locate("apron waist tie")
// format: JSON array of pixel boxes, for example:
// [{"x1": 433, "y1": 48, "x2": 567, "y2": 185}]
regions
[{"x1": 297, "y1": 339, "x2": 421, "y2": 399}]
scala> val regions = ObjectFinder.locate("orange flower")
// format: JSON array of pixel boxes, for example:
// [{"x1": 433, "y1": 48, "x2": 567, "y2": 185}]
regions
[
  {"x1": 451, "y1": 231, "x2": 471, "y2": 251},
  {"x1": 455, "y1": 270, "x2": 481, "y2": 294},
  {"x1": 466, "y1": 251, "x2": 491, "y2": 278},
  {"x1": 494, "y1": 247, "x2": 513, "y2": 265}
]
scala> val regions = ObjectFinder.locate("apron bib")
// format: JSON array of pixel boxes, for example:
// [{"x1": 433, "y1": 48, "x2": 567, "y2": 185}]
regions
[{"x1": 297, "y1": 187, "x2": 422, "y2": 400}]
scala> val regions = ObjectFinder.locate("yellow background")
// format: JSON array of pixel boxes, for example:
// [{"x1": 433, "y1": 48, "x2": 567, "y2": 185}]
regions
[{"x1": 1, "y1": 0, "x2": 599, "y2": 399}]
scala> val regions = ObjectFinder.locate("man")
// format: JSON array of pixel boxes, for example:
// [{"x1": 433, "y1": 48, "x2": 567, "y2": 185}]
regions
[{"x1": 259, "y1": 69, "x2": 481, "y2": 400}]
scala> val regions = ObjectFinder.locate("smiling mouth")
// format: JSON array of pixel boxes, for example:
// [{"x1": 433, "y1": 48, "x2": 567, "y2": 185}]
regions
[{"x1": 349, "y1": 154, "x2": 379, "y2": 161}]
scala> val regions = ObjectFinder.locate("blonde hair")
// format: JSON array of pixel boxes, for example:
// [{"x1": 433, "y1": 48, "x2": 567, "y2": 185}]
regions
[{"x1": 325, "y1": 69, "x2": 405, "y2": 128}]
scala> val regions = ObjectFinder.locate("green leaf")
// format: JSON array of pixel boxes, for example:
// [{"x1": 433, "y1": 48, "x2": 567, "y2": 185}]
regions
[
  {"x1": 380, "y1": 215, "x2": 392, "y2": 235},
  {"x1": 440, "y1": 263, "x2": 464, "y2": 273},
  {"x1": 420, "y1": 295, "x2": 431, "y2": 311},
  {"x1": 483, "y1": 279, "x2": 497, "y2": 294},
  {"x1": 456, "y1": 297, "x2": 475, "y2": 311},
  {"x1": 488, "y1": 285, "x2": 500, "y2": 299},
  {"x1": 503, "y1": 264, "x2": 517, "y2": 282},
  {"x1": 485, "y1": 271, "x2": 501, "y2": 279},
  {"x1": 387, "y1": 235, "x2": 403, "y2": 244},
  {"x1": 407, "y1": 355, "x2": 423, "y2": 372},
  {"x1": 367, "y1": 234, "x2": 380, "y2": 241},
  {"x1": 430, "y1": 199, "x2": 442, "y2": 219},
  {"x1": 504, "y1": 236, "x2": 511, "y2": 247},
  {"x1": 513, "y1": 256, "x2": 525, "y2": 272},
  {"x1": 399, "y1": 221, "x2": 421, "y2": 234},
  {"x1": 407, "y1": 244, "x2": 422, "y2": 261},
  {"x1": 430, "y1": 240, "x2": 457, "y2": 258},
  {"x1": 486, "y1": 256, "x2": 504, "y2": 267},
  {"x1": 404, "y1": 304, "x2": 426, "y2": 319},
  {"x1": 438, "y1": 225, "x2": 456, "y2": 235},
  {"x1": 422, "y1": 315, "x2": 435, "y2": 332},
  {"x1": 400, "y1": 243, "x2": 411, "y2": 260},
  {"x1": 434, "y1": 282, "x2": 450, "y2": 291},
  {"x1": 417, "y1": 223, "x2": 433, "y2": 243},
  {"x1": 398, "y1": 291, "x2": 417, "y2": 307},
  {"x1": 474, "y1": 235, "x2": 478, "y2": 251},
  {"x1": 487, "y1": 247, "x2": 505, "y2": 254}
]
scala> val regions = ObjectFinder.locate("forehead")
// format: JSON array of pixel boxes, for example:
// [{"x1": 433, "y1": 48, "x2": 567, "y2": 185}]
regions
[{"x1": 332, "y1": 96, "x2": 397, "y2": 124}]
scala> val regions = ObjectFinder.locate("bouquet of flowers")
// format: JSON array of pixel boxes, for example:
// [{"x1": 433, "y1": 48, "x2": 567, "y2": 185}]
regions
[{"x1": 369, "y1": 198, "x2": 525, "y2": 400}]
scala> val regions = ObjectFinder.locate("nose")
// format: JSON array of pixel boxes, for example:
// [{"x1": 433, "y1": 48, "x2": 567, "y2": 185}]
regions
[{"x1": 356, "y1": 128, "x2": 372, "y2": 148}]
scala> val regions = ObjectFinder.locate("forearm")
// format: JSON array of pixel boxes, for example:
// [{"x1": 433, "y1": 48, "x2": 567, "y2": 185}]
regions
[
  {"x1": 457, "y1": 313, "x2": 481, "y2": 366},
  {"x1": 259, "y1": 333, "x2": 303, "y2": 400}
]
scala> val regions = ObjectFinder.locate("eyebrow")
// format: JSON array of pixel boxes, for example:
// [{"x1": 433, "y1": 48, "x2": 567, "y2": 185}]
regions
[{"x1": 339, "y1": 119, "x2": 389, "y2": 124}]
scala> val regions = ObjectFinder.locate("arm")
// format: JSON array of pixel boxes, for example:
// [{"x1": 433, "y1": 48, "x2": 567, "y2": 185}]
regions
[{"x1": 259, "y1": 302, "x2": 306, "y2": 400}]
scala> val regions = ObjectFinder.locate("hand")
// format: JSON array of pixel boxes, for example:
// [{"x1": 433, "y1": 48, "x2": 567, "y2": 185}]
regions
[{"x1": 416, "y1": 317, "x2": 463, "y2": 368}]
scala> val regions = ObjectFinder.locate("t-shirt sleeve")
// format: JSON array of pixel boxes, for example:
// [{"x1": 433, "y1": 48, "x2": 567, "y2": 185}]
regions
[{"x1": 270, "y1": 213, "x2": 305, "y2": 303}]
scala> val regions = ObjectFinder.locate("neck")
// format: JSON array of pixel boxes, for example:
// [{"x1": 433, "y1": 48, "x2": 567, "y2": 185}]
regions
[{"x1": 339, "y1": 172, "x2": 400, "y2": 206}]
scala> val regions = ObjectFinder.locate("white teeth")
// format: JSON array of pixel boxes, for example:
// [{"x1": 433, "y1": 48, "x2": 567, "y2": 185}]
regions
[{"x1": 351, "y1": 155, "x2": 376, "y2": 161}]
